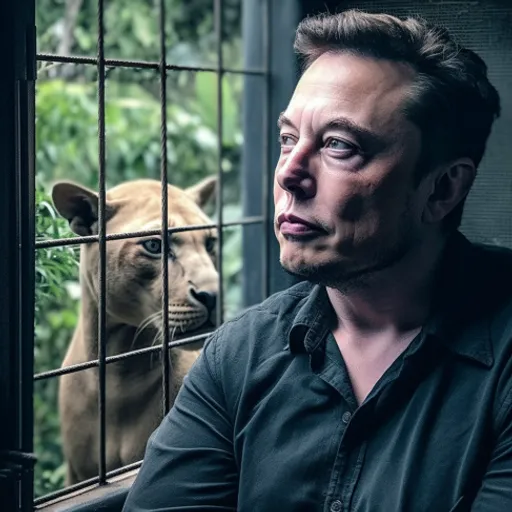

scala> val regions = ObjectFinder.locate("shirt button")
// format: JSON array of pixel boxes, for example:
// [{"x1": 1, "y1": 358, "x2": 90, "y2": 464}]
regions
[
  {"x1": 342, "y1": 411, "x2": 352, "y2": 424},
  {"x1": 330, "y1": 500, "x2": 342, "y2": 512}
]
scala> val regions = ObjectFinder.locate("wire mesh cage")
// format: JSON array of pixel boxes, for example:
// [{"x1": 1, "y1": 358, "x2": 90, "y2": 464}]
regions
[{"x1": 30, "y1": 0, "x2": 272, "y2": 507}]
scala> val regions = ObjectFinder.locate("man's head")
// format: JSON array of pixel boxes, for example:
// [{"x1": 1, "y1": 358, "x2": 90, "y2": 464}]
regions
[{"x1": 274, "y1": 9, "x2": 500, "y2": 288}]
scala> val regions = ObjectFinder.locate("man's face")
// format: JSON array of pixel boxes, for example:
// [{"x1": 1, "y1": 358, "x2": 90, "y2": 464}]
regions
[{"x1": 274, "y1": 52, "x2": 429, "y2": 288}]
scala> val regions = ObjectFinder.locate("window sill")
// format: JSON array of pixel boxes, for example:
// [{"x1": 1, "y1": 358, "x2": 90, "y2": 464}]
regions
[{"x1": 35, "y1": 469, "x2": 138, "y2": 512}]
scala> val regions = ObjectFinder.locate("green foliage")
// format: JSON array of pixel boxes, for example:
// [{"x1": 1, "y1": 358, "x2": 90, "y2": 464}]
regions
[
  {"x1": 34, "y1": 180, "x2": 80, "y2": 496},
  {"x1": 34, "y1": 0, "x2": 246, "y2": 499},
  {"x1": 35, "y1": 180, "x2": 79, "y2": 318},
  {"x1": 36, "y1": 0, "x2": 243, "y2": 67}
]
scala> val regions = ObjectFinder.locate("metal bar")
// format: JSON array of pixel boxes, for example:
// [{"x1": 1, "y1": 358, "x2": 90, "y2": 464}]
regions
[
  {"x1": 0, "y1": 1, "x2": 18, "y2": 498},
  {"x1": 34, "y1": 216, "x2": 264, "y2": 248},
  {"x1": 96, "y1": 0, "x2": 107, "y2": 486},
  {"x1": 36, "y1": 53, "x2": 265, "y2": 75},
  {"x1": 261, "y1": 0, "x2": 271, "y2": 301},
  {"x1": 16, "y1": 72, "x2": 37, "y2": 512},
  {"x1": 158, "y1": 0, "x2": 171, "y2": 416},
  {"x1": 214, "y1": 0, "x2": 224, "y2": 328},
  {"x1": 34, "y1": 332, "x2": 213, "y2": 381},
  {"x1": 7, "y1": 0, "x2": 37, "y2": 507}
]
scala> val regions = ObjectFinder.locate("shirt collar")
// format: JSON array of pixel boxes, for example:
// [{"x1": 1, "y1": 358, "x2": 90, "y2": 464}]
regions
[
  {"x1": 287, "y1": 231, "x2": 495, "y2": 368},
  {"x1": 424, "y1": 231, "x2": 494, "y2": 367},
  {"x1": 288, "y1": 284, "x2": 333, "y2": 354}
]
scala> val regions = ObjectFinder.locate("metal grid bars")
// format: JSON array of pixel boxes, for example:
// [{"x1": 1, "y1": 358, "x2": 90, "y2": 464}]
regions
[
  {"x1": 33, "y1": 0, "x2": 271, "y2": 506},
  {"x1": 96, "y1": 0, "x2": 108, "y2": 486},
  {"x1": 215, "y1": 0, "x2": 225, "y2": 330},
  {"x1": 158, "y1": 0, "x2": 172, "y2": 418}
]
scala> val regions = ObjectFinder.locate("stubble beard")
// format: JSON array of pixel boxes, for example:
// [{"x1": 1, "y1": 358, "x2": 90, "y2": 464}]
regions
[{"x1": 279, "y1": 201, "x2": 418, "y2": 293}]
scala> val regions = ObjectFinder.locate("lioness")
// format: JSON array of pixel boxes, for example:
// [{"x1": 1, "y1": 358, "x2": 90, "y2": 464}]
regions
[{"x1": 51, "y1": 176, "x2": 218, "y2": 485}]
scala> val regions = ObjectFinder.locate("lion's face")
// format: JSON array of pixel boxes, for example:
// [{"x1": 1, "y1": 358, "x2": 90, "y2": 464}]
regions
[
  {"x1": 109, "y1": 223, "x2": 218, "y2": 335},
  {"x1": 52, "y1": 177, "x2": 219, "y2": 344}
]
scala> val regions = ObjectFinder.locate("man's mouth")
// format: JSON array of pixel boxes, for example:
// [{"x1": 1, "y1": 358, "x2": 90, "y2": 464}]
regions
[{"x1": 277, "y1": 213, "x2": 326, "y2": 238}]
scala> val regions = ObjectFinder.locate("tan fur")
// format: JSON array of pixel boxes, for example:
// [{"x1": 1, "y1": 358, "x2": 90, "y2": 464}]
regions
[{"x1": 51, "y1": 177, "x2": 218, "y2": 485}]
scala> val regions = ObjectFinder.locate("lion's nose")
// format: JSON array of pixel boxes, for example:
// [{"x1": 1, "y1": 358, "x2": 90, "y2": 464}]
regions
[{"x1": 190, "y1": 288, "x2": 217, "y2": 313}]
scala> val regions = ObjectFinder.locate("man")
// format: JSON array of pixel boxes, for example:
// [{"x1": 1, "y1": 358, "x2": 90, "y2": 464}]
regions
[{"x1": 123, "y1": 9, "x2": 512, "y2": 511}]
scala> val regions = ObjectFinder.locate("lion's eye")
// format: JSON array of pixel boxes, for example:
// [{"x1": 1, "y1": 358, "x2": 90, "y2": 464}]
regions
[
  {"x1": 205, "y1": 236, "x2": 217, "y2": 254},
  {"x1": 141, "y1": 238, "x2": 162, "y2": 255},
  {"x1": 140, "y1": 238, "x2": 176, "y2": 259}
]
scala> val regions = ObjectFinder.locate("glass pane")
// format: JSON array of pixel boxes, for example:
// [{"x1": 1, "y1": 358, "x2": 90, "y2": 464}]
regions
[
  {"x1": 35, "y1": 62, "x2": 99, "y2": 237},
  {"x1": 36, "y1": 0, "x2": 97, "y2": 56},
  {"x1": 103, "y1": 0, "x2": 218, "y2": 68},
  {"x1": 35, "y1": 59, "x2": 96, "y2": 499},
  {"x1": 104, "y1": 66, "x2": 162, "y2": 187}
]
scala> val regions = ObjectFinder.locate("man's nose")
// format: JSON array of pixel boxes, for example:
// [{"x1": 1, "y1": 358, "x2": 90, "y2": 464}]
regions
[{"x1": 275, "y1": 147, "x2": 316, "y2": 200}]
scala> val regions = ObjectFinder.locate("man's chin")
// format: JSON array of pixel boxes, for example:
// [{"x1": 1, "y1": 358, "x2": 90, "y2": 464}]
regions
[
  {"x1": 280, "y1": 254, "x2": 382, "y2": 289},
  {"x1": 280, "y1": 260, "x2": 334, "y2": 285},
  {"x1": 280, "y1": 243, "x2": 413, "y2": 291}
]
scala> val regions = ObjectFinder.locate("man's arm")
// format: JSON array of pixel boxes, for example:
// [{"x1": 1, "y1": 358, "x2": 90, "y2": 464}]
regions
[
  {"x1": 471, "y1": 391, "x2": 512, "y2": 511},
  {"x1": 122, "y1": 332, "x2": 238, "y2": 511}
]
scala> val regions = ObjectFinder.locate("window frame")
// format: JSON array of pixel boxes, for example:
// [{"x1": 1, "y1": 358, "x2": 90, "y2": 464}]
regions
[{"x1": 1, "y1": 0, "x2": 302, "y2": 510}]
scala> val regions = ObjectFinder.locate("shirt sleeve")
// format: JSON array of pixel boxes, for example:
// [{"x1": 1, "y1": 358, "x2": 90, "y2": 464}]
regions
[
  {"x1": 122, "y1": 331, "x2": 238, "y2": 511},
  {"x1": 471, "y1": 390, "x2": 512, "y2": 511}
]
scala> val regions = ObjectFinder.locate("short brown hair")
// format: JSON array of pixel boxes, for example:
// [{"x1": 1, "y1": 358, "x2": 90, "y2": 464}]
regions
[{"x1": 294, "y1": 9, "x2": 501, "y2": 230}]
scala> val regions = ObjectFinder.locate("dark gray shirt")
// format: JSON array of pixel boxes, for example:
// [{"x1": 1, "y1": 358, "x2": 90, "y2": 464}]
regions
[{"x1": 123, "y1": 232, "x2": 512, "y2": 512}]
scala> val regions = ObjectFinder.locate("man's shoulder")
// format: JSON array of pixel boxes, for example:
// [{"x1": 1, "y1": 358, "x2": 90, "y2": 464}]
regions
[
  {"x1": 466, "y1": 239, "x2": 512, "y2": 348},
  {"x1": 468, "y1": 240, "x2": 512, "y2": 414},
  {"x1": 470, "y1": 239, "x2": 512, "y2": 299},
  {"x1": 472, "y1": 239, "x2": 512, "y2": 268}
]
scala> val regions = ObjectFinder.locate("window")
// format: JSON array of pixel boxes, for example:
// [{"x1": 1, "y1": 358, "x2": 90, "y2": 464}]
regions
[{"x1": 2, "y1": 0, "x2": 301, "y2": 510}]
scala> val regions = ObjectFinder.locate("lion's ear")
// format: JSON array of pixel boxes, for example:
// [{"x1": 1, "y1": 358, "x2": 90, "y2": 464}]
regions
[
  {"x1": 51, "y1": 181, "x2": 116, "y2": 236},
  {"x1": 185, "y1": 176, "x2": 217, "y2": 208}
]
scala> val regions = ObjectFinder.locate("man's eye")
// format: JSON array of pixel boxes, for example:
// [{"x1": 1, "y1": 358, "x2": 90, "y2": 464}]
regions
[
  {"x1": 325, "y1": 138, "x2": 353, "y2": 151},
  {"x1": 279, "y1": 134, "x2": 295, "y2": 147}
]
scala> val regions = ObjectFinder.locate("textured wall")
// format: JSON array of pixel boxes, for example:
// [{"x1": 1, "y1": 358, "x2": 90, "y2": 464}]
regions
[{"x1": 305, "y1": 0, "x2": 512, "y2": 248}]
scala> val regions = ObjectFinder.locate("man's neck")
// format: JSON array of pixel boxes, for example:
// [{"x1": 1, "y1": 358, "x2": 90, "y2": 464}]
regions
[{"x1": 326, "y1": 232, "x2": 448, "y2": 340}]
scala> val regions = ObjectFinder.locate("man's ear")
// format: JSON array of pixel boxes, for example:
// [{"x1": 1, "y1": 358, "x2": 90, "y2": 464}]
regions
[
  {"x1": 422, "y1": 158, "x2": 476, "y2": 224},
  {"x1": 51, "y1": 181, "x2": 116, "y2": 236},
  {"x1": 185, "y1": 176, "x2": 217, "y2": 208}
]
